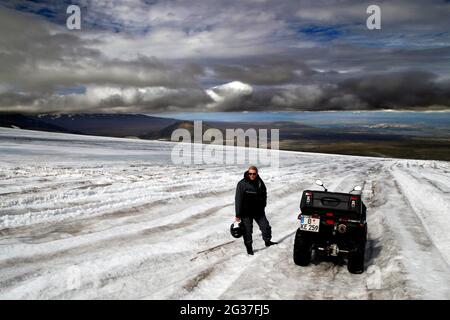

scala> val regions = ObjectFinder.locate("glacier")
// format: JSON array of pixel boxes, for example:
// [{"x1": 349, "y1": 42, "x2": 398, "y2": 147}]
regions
[{"x1": 0, "y1": 127, "x2": 449, "y2": 299}]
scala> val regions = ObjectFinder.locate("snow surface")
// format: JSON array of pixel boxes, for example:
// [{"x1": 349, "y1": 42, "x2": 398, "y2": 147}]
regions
[{"x1": 0, "y1": 127, "x2": 449, "y2": 299}]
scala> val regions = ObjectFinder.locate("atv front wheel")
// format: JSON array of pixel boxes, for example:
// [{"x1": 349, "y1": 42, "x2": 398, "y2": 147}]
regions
[{"x1": 293, "y1": 229, "x2": 312, "y2": 266}]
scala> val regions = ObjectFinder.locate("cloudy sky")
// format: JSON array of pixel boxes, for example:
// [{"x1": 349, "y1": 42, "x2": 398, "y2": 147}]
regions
[{"x1": 0, "y1": 0, "x2": 449, "y2": 113}]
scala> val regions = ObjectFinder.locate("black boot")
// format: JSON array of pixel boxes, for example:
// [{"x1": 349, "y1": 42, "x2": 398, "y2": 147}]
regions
[
  {"x1": 265, "y1": 240, "x2": 278, "y2": 247},
  {"x1": 246, "y1": 244, "x2": 254, "y2": 255}
]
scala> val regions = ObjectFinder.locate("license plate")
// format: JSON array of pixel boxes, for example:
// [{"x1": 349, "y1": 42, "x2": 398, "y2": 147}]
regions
[{"x1": 299, "y1": 215, "x2": 320, "y2": 232}]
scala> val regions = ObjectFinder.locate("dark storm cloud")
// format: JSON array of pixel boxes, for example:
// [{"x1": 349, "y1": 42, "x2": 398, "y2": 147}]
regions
[
  {"x1": 0, "y1": 0, "x2": 449, "y2": 112},
  {"x1": 94, "y1": 87, "x2": 212, "y2": 112},
  {"x1": 0, "y1": 92, "x2": 41, "y2": 107},
  {"x1": 239, "y1": 70, "x2": 450, "y2": 111},
  {"x1": 337, "y1": 71, "x2": 450, "y2": 109},
  {"x1": 213, "y1": 64, "x2": 296, "y2": 86},
  {"x1": 0, "y1": 7, "x2": 203, "y2": 91},
  {"x1": 211, "y1": 60, "x2": 317, "y2": 86},
  {"x1": 0, "y1": 6, "x2": 208, "y2": 113},
  {"x1": 0, "y1": 86, "x2": 213, "y2": 114}
]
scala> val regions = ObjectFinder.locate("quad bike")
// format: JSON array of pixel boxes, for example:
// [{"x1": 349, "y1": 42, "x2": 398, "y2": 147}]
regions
[{"x1": 294, "y1": 180, "x2": 367, "y2": 274}]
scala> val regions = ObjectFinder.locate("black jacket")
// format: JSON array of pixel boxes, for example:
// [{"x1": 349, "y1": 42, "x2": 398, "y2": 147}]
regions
[{"x1": 235, "y1": 171, "x2": 267, "y2": 218}]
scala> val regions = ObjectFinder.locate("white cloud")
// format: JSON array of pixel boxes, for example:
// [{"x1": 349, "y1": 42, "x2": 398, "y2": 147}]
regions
[{"x1": 205, "y1": 81, "x2": 253, "y2": 109}]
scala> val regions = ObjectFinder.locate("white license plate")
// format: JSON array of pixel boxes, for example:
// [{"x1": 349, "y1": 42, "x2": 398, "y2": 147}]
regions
[{"x1": 299, "y1": 215, "x2": 320, "y2": 232}]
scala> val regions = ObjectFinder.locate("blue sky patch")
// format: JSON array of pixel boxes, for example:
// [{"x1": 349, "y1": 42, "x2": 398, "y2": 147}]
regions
[{"x1": 299, "y1": 25, "x2": 344, "y2": 41}]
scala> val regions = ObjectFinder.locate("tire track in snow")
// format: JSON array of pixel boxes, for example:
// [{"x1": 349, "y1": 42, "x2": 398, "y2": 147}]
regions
[
  {"x1": 171, "y1": 186, "x2": 305, "y2": 299},
  {"x1": 374, "y1": 167, "x2": 450, "y2": 299},
  {"x1": 1, "y1": 128, "x2": 449, "y2": 299},
  {"x1": 0, "y1": 170, "x2": 266, "y2": 299},
  {"x1": 177, "y1": 172, "x2": 367, "y2": 300},
  {"x1": 390, "y1": 166, "x2": 450, "y2": 266}
]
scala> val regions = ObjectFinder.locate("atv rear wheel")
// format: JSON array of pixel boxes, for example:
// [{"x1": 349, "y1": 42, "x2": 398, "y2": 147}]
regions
[
  {"x1": 347, "y1": 241, "x2": 366, "y2": 274},
  {"x1": 293, "y1": 229, "x2": 312, "y2": 266}
]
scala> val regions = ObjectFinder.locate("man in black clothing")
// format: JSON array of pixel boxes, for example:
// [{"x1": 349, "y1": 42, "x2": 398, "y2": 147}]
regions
[{"x1": 235, "y1": 166, "x2": 277, "y2": 255}]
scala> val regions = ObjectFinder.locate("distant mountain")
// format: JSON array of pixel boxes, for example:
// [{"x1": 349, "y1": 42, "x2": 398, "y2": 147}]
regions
[
  {"x1": 1, "y1": 113, "x2": 448, "y2": 160},
  {"x1": 0, "y1": 113, "x2": 177, "y2": 138},
  {"x1": 0, "y1": 113, "x2": 72, "y2": 133},
  {"x1": 0, "y1": 113, "x2": 404, "y2": 143},
  {"x1": 151, "y1": 120, "x2": 217, "y2": 140}
]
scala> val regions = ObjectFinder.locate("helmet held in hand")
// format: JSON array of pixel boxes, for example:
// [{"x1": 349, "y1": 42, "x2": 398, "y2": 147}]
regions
[{"x1": 230, "y1": 221, "x2": 243, "y2": 238}]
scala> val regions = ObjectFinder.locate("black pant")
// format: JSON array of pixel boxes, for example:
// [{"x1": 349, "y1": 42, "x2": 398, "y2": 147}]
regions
[{"x1": 241, "y1": 214, "x2": 272, "y2": 246}]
